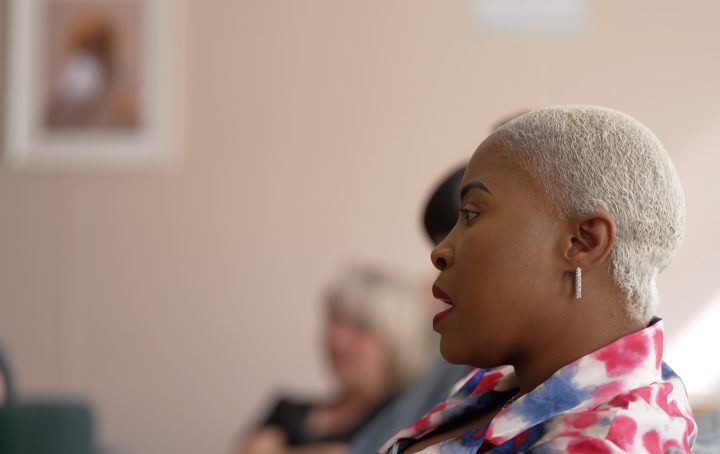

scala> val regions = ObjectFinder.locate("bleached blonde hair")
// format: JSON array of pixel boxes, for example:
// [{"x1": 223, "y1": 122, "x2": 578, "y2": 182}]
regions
[
  {"x1": 327, "y1": 266, "x2": 433, "y2": 387},
  {"x1": 492, "y1": 106, "x2": 685, "y2": 323}
]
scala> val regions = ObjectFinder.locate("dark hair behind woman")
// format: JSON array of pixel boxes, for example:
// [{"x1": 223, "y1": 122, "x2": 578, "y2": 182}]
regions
[{"x1": 422, "y1": 165, "x2": 466, "y2": 246}]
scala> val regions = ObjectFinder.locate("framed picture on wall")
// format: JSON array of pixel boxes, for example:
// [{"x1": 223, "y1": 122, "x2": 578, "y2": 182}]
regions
[{"x1": 4, "y1": 0, "x2": 183, "y2": 170}]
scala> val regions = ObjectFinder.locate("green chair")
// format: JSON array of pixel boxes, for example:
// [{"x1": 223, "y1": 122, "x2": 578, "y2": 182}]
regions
[{"x1": 0, "y1": 347, "x2": 94, "y2": 454}]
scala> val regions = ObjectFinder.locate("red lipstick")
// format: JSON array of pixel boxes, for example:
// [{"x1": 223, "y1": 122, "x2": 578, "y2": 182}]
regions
[
  {"x1": 433, "y1": 308, "x2": 453, "y2": 326},
  {"x1": 432, "y1": 285, "x2": 453, "y2": 305},
  {"x1": 432, "y1": 285, "x2": 454, "y2": 327}
]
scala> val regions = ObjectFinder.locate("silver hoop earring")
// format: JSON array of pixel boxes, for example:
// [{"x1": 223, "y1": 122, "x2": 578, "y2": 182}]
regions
[{"x1": 575, "y1": 267, "x2": 582, "y2": 299}]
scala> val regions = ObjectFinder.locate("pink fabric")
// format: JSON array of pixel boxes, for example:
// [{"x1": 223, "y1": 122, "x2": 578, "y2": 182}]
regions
[{"x1": 377, "y1": 318, "x2": 696, "y2": 454}]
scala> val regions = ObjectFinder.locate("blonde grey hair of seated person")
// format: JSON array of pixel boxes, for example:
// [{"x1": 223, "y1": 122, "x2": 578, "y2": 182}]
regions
[
  {"x1": 492, "y1": 106, "x2": 685, "y2": 323},
  {"x1": 327, "y1": 267, "x2": 433, "y2": 388}
]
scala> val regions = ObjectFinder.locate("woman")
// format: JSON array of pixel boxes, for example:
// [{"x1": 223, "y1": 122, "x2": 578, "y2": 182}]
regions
[
  {"x1": 240, "y1": 266, "x2": 433, "y2": 454},
  {"x1": 379, "y1": 106, "x2": 696, "y2": 454}
]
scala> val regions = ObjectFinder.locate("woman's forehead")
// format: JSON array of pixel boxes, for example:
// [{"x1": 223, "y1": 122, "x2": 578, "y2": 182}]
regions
[{"x1": 461, "y1": 140, "x2": 516, "y2": 190}]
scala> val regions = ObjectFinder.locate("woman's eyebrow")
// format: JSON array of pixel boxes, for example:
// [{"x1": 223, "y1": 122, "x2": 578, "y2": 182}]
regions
[{"x1": 460, "y1": 180, "x2": 493, "y2": 200}]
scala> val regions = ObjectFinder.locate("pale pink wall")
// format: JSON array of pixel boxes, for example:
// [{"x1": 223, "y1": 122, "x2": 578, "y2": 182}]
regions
[{"x1": 1, "y1": 1, "x2": 720, "y2": 453}]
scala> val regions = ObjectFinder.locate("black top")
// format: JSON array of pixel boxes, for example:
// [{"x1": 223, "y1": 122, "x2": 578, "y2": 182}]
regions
[
  {"x1": 347, "y1": 359, "x2": 475, "y2": 454},
  {"x1": 263, "y1": 395, "x2": 397, "y2": 446}
]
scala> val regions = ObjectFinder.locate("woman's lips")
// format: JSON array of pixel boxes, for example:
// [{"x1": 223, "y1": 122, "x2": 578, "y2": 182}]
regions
[
  {"x1": 432, "y1": 285, "x2": 454, "y2": 327},
  {"x1": 432, "y1": 285, "x2": 453, "y2": 304},
  {"x1": 433, "y1": 307, "x2": 453, "y2": 326}
]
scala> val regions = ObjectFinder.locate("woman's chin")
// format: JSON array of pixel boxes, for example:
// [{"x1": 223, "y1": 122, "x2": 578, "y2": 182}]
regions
[{"x1": 438, "y1": 337, "x2": 469, "y2": 365}]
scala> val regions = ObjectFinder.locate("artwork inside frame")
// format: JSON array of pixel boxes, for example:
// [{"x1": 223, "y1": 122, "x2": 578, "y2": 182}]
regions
[{"x1": 4, "y1": 0, "x2": 183, "y2": 171}]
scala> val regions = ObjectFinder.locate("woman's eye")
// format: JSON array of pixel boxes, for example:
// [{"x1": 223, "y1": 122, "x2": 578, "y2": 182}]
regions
[{"x1": 460, "y1": 210, "x2": 479, "y2": 223}]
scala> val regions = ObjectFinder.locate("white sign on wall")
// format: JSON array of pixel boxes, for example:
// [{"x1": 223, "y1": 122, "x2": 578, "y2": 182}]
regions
[{"x1": 470, "y1": 0, "x2": 589, "y2": 34}]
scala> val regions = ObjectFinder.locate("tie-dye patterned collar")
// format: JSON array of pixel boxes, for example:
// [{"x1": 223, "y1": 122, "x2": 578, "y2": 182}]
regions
[{"x1": 378, "y1": 317, "x2": 696, "y2": 454}]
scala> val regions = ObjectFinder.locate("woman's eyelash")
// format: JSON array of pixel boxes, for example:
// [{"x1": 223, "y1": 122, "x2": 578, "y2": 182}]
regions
[{"x1": 459, "y1": 209, "x2": 479, "y2": 223}]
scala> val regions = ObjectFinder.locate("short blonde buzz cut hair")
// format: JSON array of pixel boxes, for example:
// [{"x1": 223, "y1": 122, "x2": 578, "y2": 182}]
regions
[{"x1": 491, "y1": 105, "x2": 685, "y2": 323}]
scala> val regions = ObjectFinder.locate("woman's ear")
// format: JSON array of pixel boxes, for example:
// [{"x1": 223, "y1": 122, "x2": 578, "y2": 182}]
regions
[{"x1": 566, "y1": 212, "x2": 616, "y2": 271}]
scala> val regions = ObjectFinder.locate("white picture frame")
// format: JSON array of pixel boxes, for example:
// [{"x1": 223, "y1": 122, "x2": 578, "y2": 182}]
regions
[{"x1": 4, "y1": 0, "x2": 183, "y2": 171}]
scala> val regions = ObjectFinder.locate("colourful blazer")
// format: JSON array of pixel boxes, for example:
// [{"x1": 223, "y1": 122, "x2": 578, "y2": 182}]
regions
[{"x1": 378, "y1": 318, "x2": 696, "y2": 454}]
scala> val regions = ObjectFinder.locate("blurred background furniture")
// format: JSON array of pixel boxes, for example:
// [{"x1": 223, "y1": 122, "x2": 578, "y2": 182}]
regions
[{"x1": 0, "y1": 346, "x2": 94, "y2": 454}]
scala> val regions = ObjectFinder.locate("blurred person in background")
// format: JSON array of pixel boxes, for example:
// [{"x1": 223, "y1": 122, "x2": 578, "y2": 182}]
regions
[
  {"x1": 346, "y1": 165, "x2": 475, "y2": 454},
  {"x1": 377, "y1": 106, "x2": 696, "y2": 454},
  {"x1": 238, "y1": 267, "x2": 433, "y2": 454}
]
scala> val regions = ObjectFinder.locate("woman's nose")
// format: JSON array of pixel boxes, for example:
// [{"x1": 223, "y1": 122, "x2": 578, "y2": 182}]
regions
[{"x1": 431, "y1": 243, "x2": 454, "y2": 271}]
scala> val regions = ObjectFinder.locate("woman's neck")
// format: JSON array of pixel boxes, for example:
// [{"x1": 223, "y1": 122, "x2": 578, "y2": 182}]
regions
[
  {"x1": 511, "y1": 290, "x2": 646, "y2": 395},
  {"x1": 339, "y1": 374, "x2": 394, "y2": 409},
  {"x1": 305, "y1": 379, "x2": 393, "y2": 438}
]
